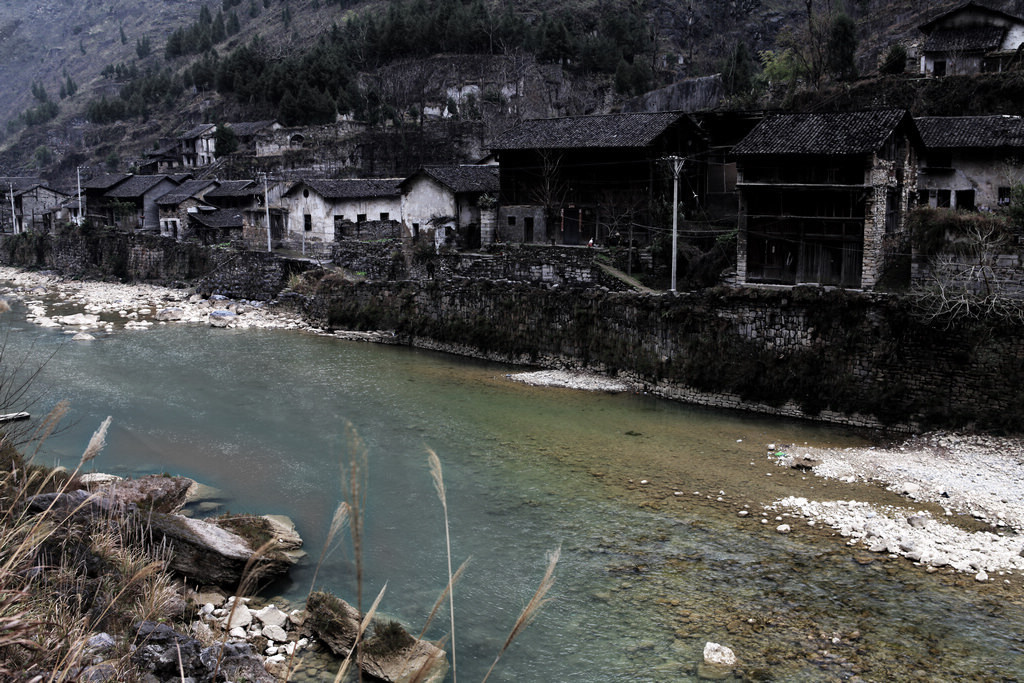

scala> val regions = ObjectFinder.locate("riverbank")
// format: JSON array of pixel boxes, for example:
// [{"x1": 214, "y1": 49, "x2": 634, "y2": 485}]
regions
[
  {"x1": 0, "y1": 267, "x2": 313, "y2": 332},
  {"x1": 770, "y1": 433, "x2": 1024, "y2": 580},
  {"x1": 3, "y1": 265, "x2": 1022, "y2": 585}
]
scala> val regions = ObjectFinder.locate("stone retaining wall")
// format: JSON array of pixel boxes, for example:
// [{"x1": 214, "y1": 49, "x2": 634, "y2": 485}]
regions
[{"x1": 307, "y1": 279, "x2": 1024, "y2": 431}]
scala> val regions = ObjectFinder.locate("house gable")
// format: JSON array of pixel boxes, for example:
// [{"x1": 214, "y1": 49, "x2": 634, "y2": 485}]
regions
[{"x1": 918, "y1": 1, "x2": 1024, "y2": 75}]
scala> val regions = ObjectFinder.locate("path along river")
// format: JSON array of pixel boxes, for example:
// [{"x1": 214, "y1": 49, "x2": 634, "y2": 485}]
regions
[{"x1": 1, "y1": 281, "x2": 1023, "y2": 682}]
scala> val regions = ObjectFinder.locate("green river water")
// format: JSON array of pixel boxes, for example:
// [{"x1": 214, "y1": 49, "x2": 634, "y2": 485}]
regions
[{"x1": 4, "y1": 296, "x2": 1024, "y2": 682}]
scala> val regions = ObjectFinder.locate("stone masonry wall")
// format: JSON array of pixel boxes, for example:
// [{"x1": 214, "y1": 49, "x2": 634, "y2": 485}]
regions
[{"x1": 308, "y1": 280, "x2": 1024, "y2": 432}]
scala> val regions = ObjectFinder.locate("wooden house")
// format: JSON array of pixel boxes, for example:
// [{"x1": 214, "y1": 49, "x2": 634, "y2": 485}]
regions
[
  {"x1": 488, "y1": 111, "x2": 722, "y2": 246},
  {"x1": 915, "y1": 115, "x2": 1024, "y2": 210},
  {"x1": 102, "y1": 174, "x2": 183, "y2": 231},
  {"x1": 919, "y1": 1, "x2": 1024, "y2": 76},
  {"x1": 280, "y1": 178, "x2": 403, "y2": 243},
  {"x1": 732, "y1": 110, "x2": 921, "y2": 290},
  {"x1": 400, "y1": 165, "x2": 499, "y2": 248}
]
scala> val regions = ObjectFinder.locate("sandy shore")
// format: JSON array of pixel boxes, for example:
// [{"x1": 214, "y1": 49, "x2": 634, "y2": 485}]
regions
[
  {"x1": 0, "y1": 267, "x2": 312, "y2": 332},
  {"x1": 772, "y1": 433, "x2": 1024, "y2": 579}
]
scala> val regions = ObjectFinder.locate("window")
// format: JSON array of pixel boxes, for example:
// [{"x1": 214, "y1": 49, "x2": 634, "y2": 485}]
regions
[
  {"x1": 955, "y1": 189, "x2": 975, "y2": 211},
  {"x1": 357, "y1": 213, "x2": 366, "y2": 222},
  {"x1": 936, "y1": 189, "x2": 951, "y2": 208},
  {"x1": 304, "y1": 214, "x2": 312, "y2": 232},
  {"x1": 507, "y1": 216, "x2": 516, "y2": 226},
  {"x1": 917, "y1": 189, "x2": 930, "y2": 207},
  {"x1": 379, "y1": 212, "x2": 389, "y2": 221},
  {"x1": 934, "y1": 60, "x2": 946, "y2": 77},
  {"x1": 999, "y1": 186, "x2": 1012, "y2": 206},
  {"x1": 334, "y1": 215, "x2": 345, "y2": 237}
]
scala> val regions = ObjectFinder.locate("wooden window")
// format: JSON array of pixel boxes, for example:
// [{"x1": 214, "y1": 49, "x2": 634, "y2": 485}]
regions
[
  {"x1": 507, "y1": 216, "x2": 516, "y2": 226},
  {"x1": 998, "y1": 187, "x2": 1012, "y2": 206},
  {"x1": 379, "y1": 212, "x2": 389, "y2": 221},
  {"x1": 357, "y1": 213, "x2": 366, "y2": 222},
  {"x1": 304, "y1": 214, "x2": 312, "y2": 232}
]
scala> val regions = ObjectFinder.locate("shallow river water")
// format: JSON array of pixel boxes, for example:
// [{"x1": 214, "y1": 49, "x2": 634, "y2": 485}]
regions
[{"x1": 4, "y1": 297, "x2": 1024, "y2": 682}]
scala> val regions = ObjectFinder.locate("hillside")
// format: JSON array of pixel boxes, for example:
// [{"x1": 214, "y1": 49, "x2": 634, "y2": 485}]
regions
[{"x1": 1, "y1": 0, "x2": 1021, "y2": 182}]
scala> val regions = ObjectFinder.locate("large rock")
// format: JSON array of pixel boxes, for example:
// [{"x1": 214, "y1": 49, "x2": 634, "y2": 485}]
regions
[
  {"x1": 304, "y1": 592, "x2": 448, "y2": 683},
  {"x1": 82, "y1": 474, "x2": 194, "y2": 513},
  {"x1": 703, "y1": 641, "x2": 737, "y2": 666},
  {"x1": 147, "y1": 513, "x2": 301, "y2": 587}
]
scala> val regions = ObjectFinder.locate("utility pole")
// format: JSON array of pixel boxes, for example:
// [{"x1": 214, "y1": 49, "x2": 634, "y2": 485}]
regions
[
  {"x1": 663, "y1": 156, "x2": 685, "y2": 293},
  {"x1": 76, "y1": 167, "x2": 83, "y2": 225},
  {"x1": 9, "y1": 183, "x2": 16, "y2": 234},
  {"x1": 263, "y1": 174, "x2": 272, "y2": 253}
]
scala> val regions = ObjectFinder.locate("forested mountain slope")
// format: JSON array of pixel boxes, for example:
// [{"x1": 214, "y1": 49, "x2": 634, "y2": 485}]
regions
[{"x1": 1, "y1": 0, "x2": 1022, "y2": 180}]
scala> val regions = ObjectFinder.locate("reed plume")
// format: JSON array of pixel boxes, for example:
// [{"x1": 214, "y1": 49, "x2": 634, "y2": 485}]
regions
[
  {"x1": 481, "y1": 545, "x2": 561, "y2": 683},
  {"x1": 426, "y1": 448, "x2": 458, "y2": 683}
]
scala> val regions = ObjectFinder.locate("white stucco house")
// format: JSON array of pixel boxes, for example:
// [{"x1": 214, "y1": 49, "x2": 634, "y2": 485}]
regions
[
  {"x1": 915, "y1": 115, "x2": 1024, "y2": 211},
  {"x1": 280, "y1": 178, "x2": 403, "y2": 242},
  {"x1": 400, "y1": 165, "x2": 499, "y2": 249}
]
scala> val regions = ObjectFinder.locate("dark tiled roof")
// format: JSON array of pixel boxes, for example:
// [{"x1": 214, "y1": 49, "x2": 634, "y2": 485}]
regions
[
  {"x1": 920, "y1": 1, "x2": 1024, "y2": 33},
  {"x1": 230, "y1": 120, "x2": 277, "y2": 137},
  {"x1": 732, "y1": 110, "x2": 910, "y2": 156},
  {"x1": 82, "y1": 173, "x2": 131, "y2": 190},
  {"x1": 179, "y1": 124, "x2": 215, "y2": 140},
  {"x1": 408, "y1": 166, "x2": 499, "y2": 194},
  {"x1": 156, "y1": 179, "x2": 219, "y2": 206},
  {"x1": 288, "y1": 178, "x2": 401, "y2": 200},
  {"x1": 105, "y1": 175, "x2": 177, "y2": 198},
  {"x1": 490, "y1": 112, "x2": 687, "y2": 150},
  {"x1": 190, "y1": 209, "x2": 243, "y2": 229},
  {"x1": 922, "y1": 25, "x2": 1006, "y2": 52},
  {"x1": 0, "y1": 177, "x2": 44, "y2": 192},
  {"x1": 204, "y1": 180, "x2": 259, "y2": 198},
  {"x1": 917, "y1": 115, "x2": 1024, "y2": 148}
]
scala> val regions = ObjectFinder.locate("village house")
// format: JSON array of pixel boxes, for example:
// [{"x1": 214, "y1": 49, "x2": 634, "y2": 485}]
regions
[
  {"x1": 140, "y1": 139, "x2": 183, "y2": 174},
  {"x1": 280, "y1": 178, "x2": 403, "y2": 243},
  {"x1": 0, "y1": 178, "x2": 67, "y2": 233},
  {"x1": 488, "y1": 111, "x2": 717, "y2": 246},
  {"x1": 81, "y1": 173, "x2": 131, "y2": 226},
  {"x1": 731, "y1": 109, "x2": 921, "y2": 290},
  {"x1": 918, "y1": 1, "x2": 1024, "y2": 76},
  {"x1": 101, "y1": 174, "x2": 185, "y2": 231},
  {"x1": 228, "y1": 120, "x2": 282, "y2": 155},
  {"x1": 178, "y1": 124, "x2": 217, "y2": 168},
  {"x1": 400, "y1": 165, "x2": 499, "y2": 248},
  {"x1": 155, "y1": 179, "x2": 220, "y2": 239},
  {"x1": 915, "y1": 114, "x2": 1024, "y2": 211}
]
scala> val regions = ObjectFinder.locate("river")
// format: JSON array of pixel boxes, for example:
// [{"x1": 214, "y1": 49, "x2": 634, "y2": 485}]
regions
[{"x1": 4, "y1": 296, "x2": 1023, "y2": 682}]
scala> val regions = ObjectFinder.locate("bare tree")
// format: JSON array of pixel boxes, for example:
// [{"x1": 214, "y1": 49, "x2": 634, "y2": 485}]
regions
[{"x1": 915, "y1": 221, "x2": 1024, "y2": 327}]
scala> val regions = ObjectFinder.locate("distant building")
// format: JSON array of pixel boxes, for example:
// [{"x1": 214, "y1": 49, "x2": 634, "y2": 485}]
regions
[
  {"x1": 915, "y1": 114, "x2": 1024, "y2": 211},
  {"x1": 0, "y1": 178, "x2": 66, "y2": 233},
  {"x1": 918, "y1": 1, "x2": 1024, "y2": 76}
]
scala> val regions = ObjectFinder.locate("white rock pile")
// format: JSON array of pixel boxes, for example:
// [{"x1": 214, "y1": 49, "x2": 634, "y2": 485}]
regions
[
  {"x1": 193, "y1": 593, "x2": 311, "y2": 679},
  {"x1": 0, "y1": 267, "x2": 312, "y2": 333},
  {"x1": 770, "y1": 433, "x2": 1024, "y2": 577}
]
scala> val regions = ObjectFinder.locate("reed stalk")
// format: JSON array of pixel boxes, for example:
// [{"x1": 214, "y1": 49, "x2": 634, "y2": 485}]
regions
[
  {"x1": 481, "y1": 545, "x2": 561, "y2": 683},
  {"x1": 426, "y1": 448, "x2": 458, "y2": 683}
]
